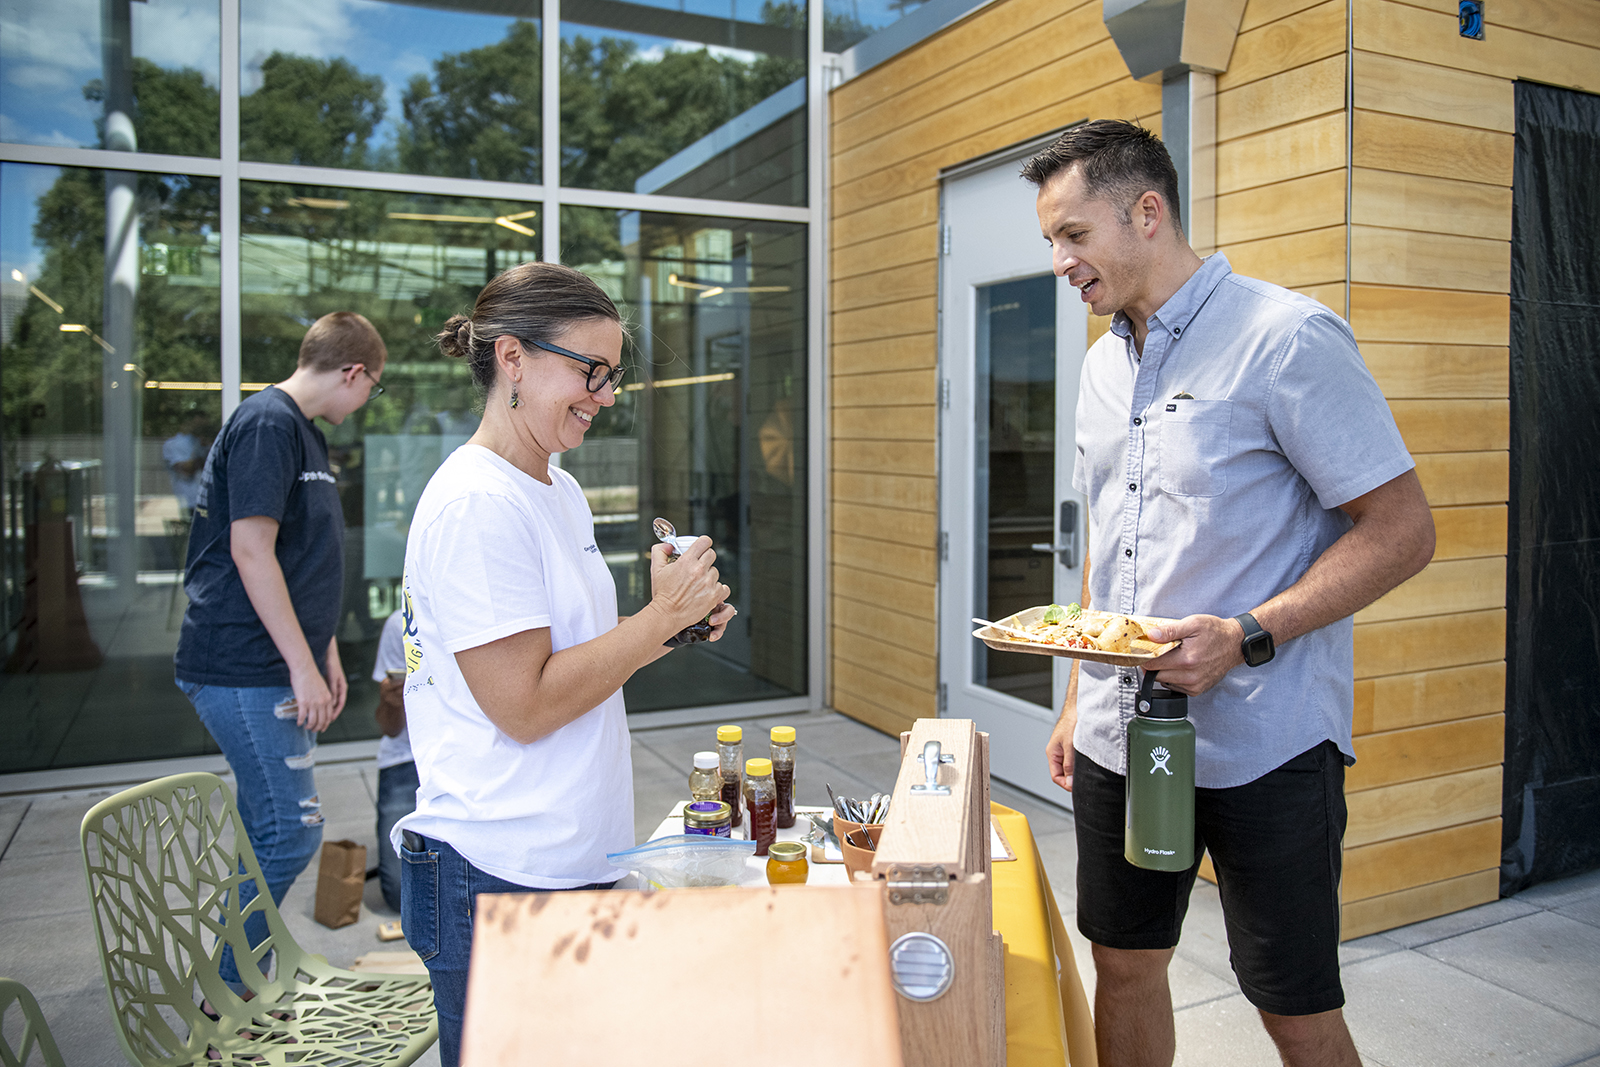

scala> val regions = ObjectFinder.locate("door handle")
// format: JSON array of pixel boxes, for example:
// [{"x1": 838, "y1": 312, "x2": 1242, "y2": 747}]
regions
[{"x1": 1029, "y1": 500, "x2": 1079, "y2": 569}]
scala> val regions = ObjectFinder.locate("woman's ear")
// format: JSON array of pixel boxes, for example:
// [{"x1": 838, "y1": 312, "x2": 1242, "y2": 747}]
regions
[{"x1": 493, "y1": 334, "x2": 523, "y2": 381}]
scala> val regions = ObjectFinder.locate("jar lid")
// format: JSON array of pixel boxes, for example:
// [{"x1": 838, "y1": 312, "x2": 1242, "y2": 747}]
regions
[
  {"x1": 684, "y1": 801, "x2": 731, "y2": 825},
  {"x1": 770, "y1": 726, "x2": 796, "y2": 744},
  {"x1": 745, "y1": 757, "x2": 773, "y2": 776},
  {"x1": 716, "y1": 725, "x2": 742, "y2": 743},
  {"x1": 692, "y1": 751, "x2": 719, "y2": 769},
  {"x1": 767, "y1": 841, "x2": 806, "y2": 861}
]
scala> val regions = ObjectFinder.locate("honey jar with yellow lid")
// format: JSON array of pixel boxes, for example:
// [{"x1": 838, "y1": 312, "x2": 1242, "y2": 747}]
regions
[{"x1": 765, "y1": 840, "x2": 808, "y2": 885}]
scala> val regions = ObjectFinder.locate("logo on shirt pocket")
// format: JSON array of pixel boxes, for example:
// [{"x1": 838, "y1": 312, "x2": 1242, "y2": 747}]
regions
[{"x1": 1157, "y1": 400, "x2": 1231, "y2": 498}]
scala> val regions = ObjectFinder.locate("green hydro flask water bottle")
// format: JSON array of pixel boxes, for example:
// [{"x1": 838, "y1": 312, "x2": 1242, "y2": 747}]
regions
[{"x1": 1125, "y1": 670, "x2": 1196, "y2": 871}]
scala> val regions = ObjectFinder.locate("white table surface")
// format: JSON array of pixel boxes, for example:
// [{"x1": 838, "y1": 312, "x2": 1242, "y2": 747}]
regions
[{"x1": 613, "y1": 803, "x2": 851, "y2": 889}]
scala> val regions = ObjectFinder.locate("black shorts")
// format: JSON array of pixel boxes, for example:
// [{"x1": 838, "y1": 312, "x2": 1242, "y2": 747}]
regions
[{"x1": 1073, "y1": 740, "x2": 1348, "y2": 1016}]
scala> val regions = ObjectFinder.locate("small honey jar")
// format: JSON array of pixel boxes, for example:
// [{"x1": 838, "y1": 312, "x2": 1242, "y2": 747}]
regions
[
  {"x1": 765, "y1": 840, "x2": 808, "y2": 885},
  {"x1": 683, "y1": 800, "x2": 732, "y2": 837}
]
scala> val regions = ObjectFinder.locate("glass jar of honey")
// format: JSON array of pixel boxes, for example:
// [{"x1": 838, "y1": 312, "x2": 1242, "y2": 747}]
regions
[
  {"x1": 766, "y1": 840, "x2": 808, "y2": 885},
  {"x1": 683, "y1": 800, "x2": 732, "y2": 837}
]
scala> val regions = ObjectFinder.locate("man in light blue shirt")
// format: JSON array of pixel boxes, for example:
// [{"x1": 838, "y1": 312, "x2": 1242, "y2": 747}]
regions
[{"x1": 1026, "y1": 121, "x2": 1435, "y2": 1067}]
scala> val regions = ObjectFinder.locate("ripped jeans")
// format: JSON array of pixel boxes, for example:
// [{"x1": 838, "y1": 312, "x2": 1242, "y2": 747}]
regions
[{"x1": 177, "y1": 681, "x2": 324, "y2": 992}]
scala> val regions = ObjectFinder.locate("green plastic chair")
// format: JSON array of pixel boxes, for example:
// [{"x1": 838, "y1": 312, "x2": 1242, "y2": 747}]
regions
[
  {"x1": 0, "y1": 978, "x2": 67, "y2": 1067},
  {"x1": 79, "y1": 772, "x2": 437, "y2": 1066}
]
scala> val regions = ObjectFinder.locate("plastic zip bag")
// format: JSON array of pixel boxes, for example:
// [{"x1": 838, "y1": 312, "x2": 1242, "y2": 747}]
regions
[{"x1": 607, "y1": 835, "x2": 756, "y2": 889}]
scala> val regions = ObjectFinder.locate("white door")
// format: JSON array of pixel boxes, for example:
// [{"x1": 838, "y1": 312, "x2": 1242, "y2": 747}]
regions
[{"x1": 938, "y1": 152, "x2": 1088, "y2": 808}]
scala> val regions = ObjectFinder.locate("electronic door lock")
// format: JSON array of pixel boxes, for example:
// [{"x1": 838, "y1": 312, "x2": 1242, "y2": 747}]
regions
[{"x1": 1030, "y1": 500, "x2": 1079, "y2": 569}]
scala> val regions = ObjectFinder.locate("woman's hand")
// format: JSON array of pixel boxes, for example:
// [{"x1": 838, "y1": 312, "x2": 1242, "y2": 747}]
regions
[
  {"x1": 705, "y1": 601, "x2": 737, "y2": 642},
  {"x1": 647, "y1": 538, "x2": 728, "y2": 630},
  {"x1": 289, "y1": 663, "x2": 338, "y2": 732}
]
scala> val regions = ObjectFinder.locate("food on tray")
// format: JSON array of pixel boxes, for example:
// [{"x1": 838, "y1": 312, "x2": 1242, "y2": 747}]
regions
[
  {"x1": 1006, "y1": 604, "x2": 1163, "y2": 654},
  {"x1": 1095, "y1": 615, "x2": 1145, "y2": 653}
]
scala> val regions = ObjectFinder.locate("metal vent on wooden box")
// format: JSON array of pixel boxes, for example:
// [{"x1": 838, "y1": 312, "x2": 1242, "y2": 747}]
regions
[{"x1": 888, "y1": 931, "x2": 955, "y2": 1002}]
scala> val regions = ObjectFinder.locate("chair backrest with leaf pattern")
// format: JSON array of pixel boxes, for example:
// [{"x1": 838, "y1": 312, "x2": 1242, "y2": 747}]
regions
[
  {"x1": 0, "y1": 978, "x2": 67, "y2": 1067},
  {"x1": 78, "y1": 773, "x2": 292, "y2": 1064}
]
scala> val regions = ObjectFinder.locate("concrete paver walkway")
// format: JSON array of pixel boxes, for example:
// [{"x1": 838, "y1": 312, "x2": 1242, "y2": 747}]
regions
[{"x1": 2, "y1": 710, "x2": 1595, "y2": 1066}]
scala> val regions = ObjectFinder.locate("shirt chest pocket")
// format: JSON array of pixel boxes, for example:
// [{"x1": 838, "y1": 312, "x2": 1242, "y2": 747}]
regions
[{"x1": 1157, "y1": 400, "x2": 1232, "y2": 498}]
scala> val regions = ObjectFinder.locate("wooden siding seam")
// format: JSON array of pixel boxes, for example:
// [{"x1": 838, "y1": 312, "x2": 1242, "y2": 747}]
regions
[
  {"x1": 828, "y1": 0, "x2": 1100, "y2": 126},
  {"x1": 831, "y1": 648, "x2": 937, "y2": 689},
  {"x1": 1348, "y1": 660, "x2": 1508, "y2": 683},
  {"x1": 1352, "y1": 110, "x2": 1514, "y2": 187},
  {"x1": 1383, "y1": 0, "x2": 1600, "y2": 51},
  {"x1": 831, "y1": 14, "x2": 1109, "y2": 152}
]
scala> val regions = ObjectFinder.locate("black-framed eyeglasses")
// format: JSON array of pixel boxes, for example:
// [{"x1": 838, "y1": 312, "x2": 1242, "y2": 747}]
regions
[
  {"x1": 521, "y1": 337, "x2": 627, "y2": 393},
  {"x1": 342, "y1": 364, "x2": 384, "y2": 400}
]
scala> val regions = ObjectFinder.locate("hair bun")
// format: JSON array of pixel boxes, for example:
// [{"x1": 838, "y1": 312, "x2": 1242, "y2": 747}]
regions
[{"x1": 437, "y1": 314, "x2": 473, "y2": 360}]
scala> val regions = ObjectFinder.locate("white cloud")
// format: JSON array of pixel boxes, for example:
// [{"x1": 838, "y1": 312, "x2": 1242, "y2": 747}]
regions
[
  {"x1": 5, "y1": 61, "x2": 87, "y2": 92},
  {"x1": 630, "y1": 40, "x2": 760, "y2": 65},
  {"x1": 0, "y1": 113, "x2": 80, "y2": 146},
  {"x1": 0, "y1": 0, "x2": 101, "y2": 84},
  {"x1": 1, "y1": 0, "x2": 221, "y2": 97},
  {"x1": 239, "y1": 0, "x2": 360, "y2": 92},
  {"x1": 131, "y1": 0, "x2": 222, "y2": 85}
]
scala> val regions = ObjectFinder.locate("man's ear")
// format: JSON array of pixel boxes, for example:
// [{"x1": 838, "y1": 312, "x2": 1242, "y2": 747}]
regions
[{"x1": 1134, "y1": 190, "x2": 1165, "y2": 239}]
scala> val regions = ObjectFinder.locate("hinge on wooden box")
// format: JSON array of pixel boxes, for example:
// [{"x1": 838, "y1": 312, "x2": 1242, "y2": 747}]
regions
[{"x1": 886, "y1": 864, "x2": 949, "y2": 905}]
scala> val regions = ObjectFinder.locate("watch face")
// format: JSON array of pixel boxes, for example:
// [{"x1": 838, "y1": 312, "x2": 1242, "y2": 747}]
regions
[{"x1": 1243, "y1": 634, "x2": 1273, "y2": 667}]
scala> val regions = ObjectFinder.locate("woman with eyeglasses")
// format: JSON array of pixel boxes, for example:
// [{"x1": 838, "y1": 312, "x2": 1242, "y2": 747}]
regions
[{"x1": 392, "y1": 261, "x2": 732, "y2": 1066}]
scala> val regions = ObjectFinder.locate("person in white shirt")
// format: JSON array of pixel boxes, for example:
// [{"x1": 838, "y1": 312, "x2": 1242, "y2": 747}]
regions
[
  {"x1": 369, "y1": 609, "x2": 413, "y2": 913},
  {"x1": 392, "y1": 261, "x2": 732, "y2": 1067}
]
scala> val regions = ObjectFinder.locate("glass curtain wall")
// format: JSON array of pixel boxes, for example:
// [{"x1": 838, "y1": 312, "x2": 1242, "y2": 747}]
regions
[
  {"x1": 1, "y1": 163, "x2": 221, "y2": 769},
  {"x1": 0, "y1": 0, "x2": 813, "y2": 773},
  {"x1": 563, "y1": 207, "x2": 807, "y2": 709}
]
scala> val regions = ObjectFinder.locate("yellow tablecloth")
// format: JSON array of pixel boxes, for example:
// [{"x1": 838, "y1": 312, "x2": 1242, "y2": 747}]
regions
[{"x1": 990, "y1": 802, "x2": 1097, "y2": 1067}]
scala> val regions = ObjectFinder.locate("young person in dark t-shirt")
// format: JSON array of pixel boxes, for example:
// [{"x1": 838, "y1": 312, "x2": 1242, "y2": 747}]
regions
[{"x1": 175, "y1": 311, "x2": 386, "y2": 995}]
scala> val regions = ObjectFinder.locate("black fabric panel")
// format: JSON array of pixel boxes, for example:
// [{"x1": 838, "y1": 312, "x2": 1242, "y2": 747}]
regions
[{"x1": 1502, "y1": 81, "x2": 1600, "y2": 895}]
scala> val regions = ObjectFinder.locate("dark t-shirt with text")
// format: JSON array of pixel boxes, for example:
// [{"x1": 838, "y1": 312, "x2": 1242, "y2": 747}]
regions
[{"x1": 175, "y1": 386, "x2": 344, "y2": 686}]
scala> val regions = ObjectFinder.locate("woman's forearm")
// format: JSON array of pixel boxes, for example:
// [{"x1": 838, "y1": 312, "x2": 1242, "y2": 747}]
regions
[
  {"x1": 455, "y1": 603, "x2": 682, "y2": 744},
  {"x1": 231, "y1": 516, "x2": 318, "y2": 676}
]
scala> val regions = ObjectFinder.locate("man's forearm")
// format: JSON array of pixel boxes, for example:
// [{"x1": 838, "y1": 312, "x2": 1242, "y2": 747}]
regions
[{"x1": 1251, "y1": 470, "x2": 1435, "y2": 645}]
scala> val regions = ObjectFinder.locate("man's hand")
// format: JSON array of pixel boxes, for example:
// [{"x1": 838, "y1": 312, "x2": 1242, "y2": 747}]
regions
[
  {"x1": 1047, "y1": 709, "x2": 1077, "y2": 792},
  {"x1": 1046, "y1": 659, "x2": 1081, "y2": 791},
  {"x1": 1142, "y1": 615, "x2": 1246, "y2": 696}
]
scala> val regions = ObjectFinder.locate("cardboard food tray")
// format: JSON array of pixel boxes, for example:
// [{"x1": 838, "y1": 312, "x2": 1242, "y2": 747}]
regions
[{"x1": 973, "y1": 605, "x2": 1180, "y2": 667}]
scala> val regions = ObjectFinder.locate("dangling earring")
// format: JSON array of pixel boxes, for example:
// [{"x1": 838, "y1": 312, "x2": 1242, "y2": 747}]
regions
[{"x1": 509, "y1": 384, "x2": 520, "y2": 409}]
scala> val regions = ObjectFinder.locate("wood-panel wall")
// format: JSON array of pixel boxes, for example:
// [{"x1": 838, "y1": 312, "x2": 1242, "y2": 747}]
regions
[
  {"x1": 1334, "y1": 0, "x2": 1600, "y2": 939},
  {"x1": 828, "y1": 0, "x2": 1161, "y2": 737},
  {"x1": 828, "y1": 0, "x2": 1600, "y2": 936}
]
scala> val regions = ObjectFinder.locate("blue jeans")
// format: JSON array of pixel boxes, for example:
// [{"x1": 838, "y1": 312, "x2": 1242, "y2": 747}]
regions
[
  {"x1": 375, "y1": 761, "x2": 419, "y2": 912},
  {"x1": 400, "y1": 834, "x2": 616, "y2": 1067},
  {"x1": 177, "y1": 680, "x2": 324, "y2": 992}
]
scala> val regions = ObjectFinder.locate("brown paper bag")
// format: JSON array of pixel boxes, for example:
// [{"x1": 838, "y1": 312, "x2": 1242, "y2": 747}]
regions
[{"x1": 313, "y1": 839, "x2": 367, "y2": 929}]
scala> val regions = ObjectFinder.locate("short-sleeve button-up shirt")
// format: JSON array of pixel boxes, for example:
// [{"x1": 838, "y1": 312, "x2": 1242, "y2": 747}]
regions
[{"x1": 1071, "y1": 254, "x2": 1416, "y2": 788}]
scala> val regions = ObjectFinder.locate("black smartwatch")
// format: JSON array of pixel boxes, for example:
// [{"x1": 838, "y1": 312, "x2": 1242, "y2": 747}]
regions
[{"x1": 1234, "y1": 612, "x2": 1275, "y2": 667}]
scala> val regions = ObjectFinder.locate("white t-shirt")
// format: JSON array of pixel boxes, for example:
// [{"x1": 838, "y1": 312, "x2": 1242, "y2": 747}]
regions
[
  {"x1": 391, "y1": 445, "x2": 633, "y2": 888},
  {"x1": 371, "y1": 610, "x2": 412, "y2": 770}
]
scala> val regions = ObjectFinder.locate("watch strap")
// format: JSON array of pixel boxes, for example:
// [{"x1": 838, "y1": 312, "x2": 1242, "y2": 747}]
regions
[{"x1": 1234, "y1": 612, "x2": 1274, "y2": 666}]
